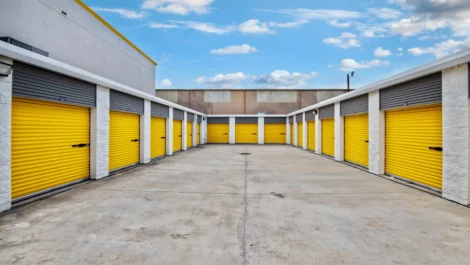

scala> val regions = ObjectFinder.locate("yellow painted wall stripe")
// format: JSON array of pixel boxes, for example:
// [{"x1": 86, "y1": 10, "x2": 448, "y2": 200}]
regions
[
  {"x1": 151, "y1": 117, "x2": 166, "y2": 159},
  {"x1": 173, "y1": 120, "x2": 182, "y2": 151},
  {"x1": 11, "y1": 98, "x2": 90, "y2": 199},
  {"x1": 264, "y1": 124, "x2": 286, "y2": 144},
  {"x1": 322, "y1": 118, "x2": 334, "y2": 157},
  {"x1": 74, "y1": 0, "x2": 157, "y2": 66},
  {"x1": 187, "y1": 122, "x2": 193, "y2": 147},
  {"x1": 235, "y1": 124, "x2": 258, "y2": 143},
  {"x1": 307, "y1": 121, "x2": 315, "y2": 151},
  {"x1": 109, "y1": 111, "x2": 140, "y2": 171},
  {"x1": 298, "y1": 122, "x2": 303, "y2": 146},
  {"x1": 344, "y1": 114, "x2": 369, "y2": 167},
  {"x1": 208, "y1": 124, "x2": 229, "y2": 143},
  {"x1": 385, "y1": 104, "x2": 442, "y2": 190}
]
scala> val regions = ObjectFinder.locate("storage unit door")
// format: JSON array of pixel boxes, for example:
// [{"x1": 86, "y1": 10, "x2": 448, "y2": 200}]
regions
[
  {"x1": 322, "y1": 118, "x2": 334, "y2": 157},
  {"x1": 197, "y1": 123, "x2": 201, "y2": 145},
  {"x1": 208, "y1": 124, "x2": 229, "y2": 143},
  {"x1": 290, "y1": 125, "x2": 294, "y2": 145},
  {"x1": 187, "y1": 122, "x2": 193, "y2": 148},
  {"x1": 11, "y1": 98, "x2": 90, "y2": 200},
  {"x1": 297, "y1": 123, "x2": 303, "y2": 146},
  {"x1": 344, "y1": 114, "x2": 369, "y2": 167},
  {"x1": 385, "y1": 104, "x2": 442, "y2": 190},
  {"x1": 235, "y1": 124, "x2": 258, "y2": 144},
  {"x1": 307, "y1": 121, "x2": 315, "y2": 151},
  {"x1": 173, "y1": 120, "x2": 183, "y2": 152},
  {"x1": 264, "y1": 124, "x2": 286, "y2": 144},
  {"x1": 109, "y1": 111, "x2": 140, "y2": 171},
  {"x1": 151, "y1": 117, "x2": 166, "y2": 159}
]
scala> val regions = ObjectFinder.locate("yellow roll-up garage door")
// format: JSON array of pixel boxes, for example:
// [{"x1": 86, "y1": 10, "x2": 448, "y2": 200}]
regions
[
  {"x1": 385, "y1": 104, "x2": 442, "y2": 190},
  {"x1": 173, "y1": 120, "x2": 182, "y2": 152},
  {"x1": 307, "y1": 121, "x2": 315, "y2": 151},
  {"x1": 208, "y1": 124, "x2": 229, "y2": 143},
  {"x1": 344, "y1": 114, "x2": 369, "y2": 167},
  {"x1": 297, "y1": 122, "x2": 303, "y2": 147},
  {"x1": 264, "y1": 124, "x2": 286, "y2": 144},
  {"x1": 197, "y1": 123, "x2": 201, "y2": 145},
  {"x1": 11, "y1": 98, "x2": 90, "y2": 200},
  {"x1": 187, "y1": 122, "x2": 193, "y2": 148},
  {"x1": 322, "y1": 118, "x2": 334, "y2": 157},
  {"x1": 290, "y1": 124, "x2": 294, "y2": 145},
  {"x1": 151, "y1": 117, "x2": 166, "y2": 159},
  {"x1": 236, "y1": 124, "x2": 258, "y2": 144},
  {"x1": 109, "y1": 111, "x2": 140, "y2": 171}
]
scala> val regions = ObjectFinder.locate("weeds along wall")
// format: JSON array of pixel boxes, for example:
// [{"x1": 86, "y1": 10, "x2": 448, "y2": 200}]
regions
[{"x1": 0, "y1": 42, "x2": 208, "y2": 212}]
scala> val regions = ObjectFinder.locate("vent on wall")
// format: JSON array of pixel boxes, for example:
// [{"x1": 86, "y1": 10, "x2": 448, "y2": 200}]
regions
[{"x1": 0, "y1": 37, "x2": 49, "y2": 57}]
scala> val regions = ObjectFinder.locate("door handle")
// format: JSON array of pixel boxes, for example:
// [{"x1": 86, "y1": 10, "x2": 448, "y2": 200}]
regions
[
  {"x1": 280, "y1": 133, "x2": 286, "y2": 135},
  {"x1": 365, "y1": 140, "x2": 369, "y2": 143},
  {"x1": 72, "y1": 143, "x2": 90, "y2": 148},
  {"x1": 178, "y1": 135, "x2": 182, "y2": 137},
  {"x1": 429, "y1": 147, "x2": 443, "y2": 151},
  {"x1": 160, "y1": 137, "x2": 166, "y2": 139},
  {"x1": 131, "y1": 139, "x2": 139, "y2": 142},
  {"x1": 223, "y1": 133, "x2": 228, "y2": 135},
  {"x1": 252, "y1": 133, "x2": 257, "y2": 135}
]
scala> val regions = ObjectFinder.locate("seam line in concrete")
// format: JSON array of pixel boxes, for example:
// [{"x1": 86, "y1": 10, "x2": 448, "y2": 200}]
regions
[{"x1": 243, "y1": 147, "x2": 248, "y2": 265}]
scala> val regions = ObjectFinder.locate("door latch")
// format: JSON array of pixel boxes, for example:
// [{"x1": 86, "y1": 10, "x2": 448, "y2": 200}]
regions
[
  {"x1": 223, "y1": 133, "x2": 228, "y2": 135},
  {"x1": 131, "y1": 139, "x2": 139, "y2": 142},
  {"x1": 160, "y1": 137, "x2": 166, "y2": 139},
  {"x1": 252, "y1": 133, "x2": 257, "y2": 135},
  {"x1": 429, "y1": 146, "x2": 443, "y2": 151},
  {"x1": 280, "y1": 133, "x2": 286, "y2": 135},
  {"x1": 365, "y1": 140, "x2": 369, "y2": 143},
  {"x1": 72, "y1": 143, "x2": 90, "y2": 148}
]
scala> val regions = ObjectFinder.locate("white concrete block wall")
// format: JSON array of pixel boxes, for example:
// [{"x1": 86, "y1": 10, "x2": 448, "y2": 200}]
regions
[
  {"x1": 334, "y1": 103, "x2": 344, "y2": 161},
  {"x1": 258, "y1": 117, "x2": 264, "y2": 144},
  {"x1": 293, "y1": 115, "x2": 298, "y2": 147},
  {"x1": 442, "y1": 64, "x2": 470, "y2": 205},
  {"x1": 0, "y1": 57, "x2": 12, "y2": 212},
  {"x1": 90, "y1": 85, "x2": 110, "y2": 180},
  {"x1": 202, "y1": 117, "x2": 207, "y2": 144},
  {"x1": 302, "y1": 113, "x2": 307, "y2": 150},
  {"x1": 140, "y1": 100, "x2": 151, "y2": 164},
  {"x1": 368, "y1": 91, "x2": 385, "y2": 175},
  {"x1": 166, "y1": 107, "x2": 173, "y2": 156},
  {"x1": 286, "y1": 118, "x2": 290, "y2": 144},
  {"x1": 229, "y1": 117, "x2": 235, "y2": 144},
  {"x1": 182, "y1": 112, "x2": 187, "y2": 151},
  {"x1": 315, "y1": 112, "x2": 321, "y2": 154}
]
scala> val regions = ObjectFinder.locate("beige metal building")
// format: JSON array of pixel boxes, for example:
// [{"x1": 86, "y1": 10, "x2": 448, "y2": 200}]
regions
[{"x1": 155, "y1": 89, "x2": 348, "y2": 115}]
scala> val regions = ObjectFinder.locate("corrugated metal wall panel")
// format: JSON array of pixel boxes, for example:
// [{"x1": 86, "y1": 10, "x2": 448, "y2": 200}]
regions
[
  {"x1": 208, "y1": 117, "x2": 229, "y2": 124},
  {"x1": 257, "y1": 91, "x2": 297, "y2": 103},
  {"x1": 300, "y1": 91, "x2": 317, "y2": 109},
  {"x1": 187, "y1": 113, "x2": 195, "y2": 122},
  {"x1": 236, "y1": 117, "x2": 258, "y2": 124},
  {"x1": 155, "y1": 90, "x2": 178, "y2": 103},
  {"x1": 341, "y1": 94, "x2": 368, "y2": 116},
  {"x1": 110, "y1": 90, "x2": 144, "y2": 114},
  {"x1": 305, "y1": 110, "x2": 315, "y2": 121},
  {"x1": 204, "y1": 91, "x2": 231, "y2": 103},
  {"x1": 380, "y1": 73, "x2": 442, "y2": 110},
  {"x1": 265, "y1": 117, "x2": 286, "y2": 124},
  {"x1": 178, "y1": 91, "x2": 190, "y2": 108},
  {"x1": 317, "y1": 91, "x2": 346, "y2": 103},
  {"x1": 12, "y1": 62, "x2": 96, "y2": 107},
  {"x1": 296, "y1": 113, "x2": 303, "y2": 122},
  {"x1": 151, "y1": 102, "x2": 169, "y2": 118},
  {"x1": 319, "y1": 104, "x2": 334, "y2": 119},
  {"x1": 173, "y1": 109, "x2": 184, "y2": 120},
  {"x1": 198, "y1": 115, "x2": 202, "y2": 123}
]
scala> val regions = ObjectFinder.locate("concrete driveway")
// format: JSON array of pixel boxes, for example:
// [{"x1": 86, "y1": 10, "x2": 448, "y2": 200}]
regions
[{"x1": 1, "y1": 145, "x2": 470, "y2": 265}]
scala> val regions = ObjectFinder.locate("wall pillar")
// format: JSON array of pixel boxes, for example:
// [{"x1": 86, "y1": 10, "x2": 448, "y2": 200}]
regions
[
  {"x1": 315, "y1": 112, "x2": 321, "y2": 154},
  {"x1": 334, "y1": 102, "x2": 344, "y2": 161},
  {"x1": 258, "y1": 116, "x2": 264, "y2": 144},
  {"x1": 140, "y1": 100, "x2": 151, "y2": 164},
  {"x1": 229, "y1": 116, "x2": 235, "y2": 144},
  {"x1": 293, "y1": 115, "x2": 298, "y2": 147},
  {"x1": 182, "y1": 112, "x2": 187, "y2": 151},
  {"x1": 90, "y1": 85, "x2": 109, "y2": 179},
  {"x1": 442, "y1": 64, "x2": 470, "y2": 205},
  {"x1": 286, "y1": 118, "x2": 290, "y2": 144},
  {"x1": 166, "y1": 107, "x2": 173, "y2": 155},
  {"x1": 0, "y1": 56, "x2": 12, "y2": 212},
  {"x1": 193, "y1": 115, "x2": 197, "y2": 147},
  {"x1": 368, "y1": 91, "x2": 385, "y2": 175},
  {"x1": 302, "y1": 113, "x2": 307, "y2": 150}
]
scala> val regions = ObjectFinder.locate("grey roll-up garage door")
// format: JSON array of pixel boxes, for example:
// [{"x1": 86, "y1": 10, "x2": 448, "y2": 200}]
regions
[
  {"x1": 296, "y1": 113, "x2": 303, "y2": 122},
  {"x1": 319, "y1": 104, "x2": 334, "y2": 119},
  {"x1": 341, "y1": 94, "x2": 368, "y2": 116},
  {"x1": 265, "y1": 117, "x2": 286, "y2": 124},
  {"x1": 236, "y1": 117, "x2": 258, "y2": 124},
  {"x1": 380, "y1": 73, "x2": 442, "y2": 110},
  {"x1": 305, "y1": 111, "x2": 315, "y2": 121},
  {"x1": 208, "y1": 117, "x2": 229, "y2": 124},
  {"x1": 289, "y1": 116, "x2": 293, "y2": 124},
  {"x1": 151, "y1": 102, "x2": 169, "y2": 118},
  {"x1": 173, "y1": 109, "x2": 184, "y2": 120},
  {"x1": 187, "y1": 113, "x2": 195, "y2": 122},
  {"x1": 12, "y1": 61, "x2": 96, "y2": 107},
  {"x1": 198, "y1": 116, "x2": 203, "y2": 123},
  {"x1": 110, "y1": 90, "x2": 144, "y2": 114}
]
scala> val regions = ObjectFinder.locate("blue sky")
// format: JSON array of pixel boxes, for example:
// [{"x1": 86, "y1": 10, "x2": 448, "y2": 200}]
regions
[{"x1": 84, "y1": 0, "x2": 470, "y2": 89}]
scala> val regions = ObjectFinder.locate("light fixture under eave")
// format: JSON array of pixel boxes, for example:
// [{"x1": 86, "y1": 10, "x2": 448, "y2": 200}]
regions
[{"x1": 0, "y1": 61, "x2": 13, "y2": 77}]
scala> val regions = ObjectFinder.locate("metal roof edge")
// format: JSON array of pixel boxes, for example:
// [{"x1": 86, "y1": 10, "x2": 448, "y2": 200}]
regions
[{"x1": 208, "y1": 114, "x2": 287, "y2": 118}]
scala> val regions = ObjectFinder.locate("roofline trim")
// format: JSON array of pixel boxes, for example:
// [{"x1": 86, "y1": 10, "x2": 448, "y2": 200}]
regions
[{"x1": 208, "y1": 114, "x2": 287, "y2": 118}]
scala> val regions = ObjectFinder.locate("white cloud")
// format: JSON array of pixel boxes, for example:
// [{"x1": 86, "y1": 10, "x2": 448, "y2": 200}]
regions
[
  {"x1": 239, "y1": 19, "x2": 274, "y2": 34},
  {"x1": 339, "y1": 59, "x2": 390, "y2": 72},
  {"x1": 194, "y1": 72, "x2": 247, "y2": 87},
  {"x1": 260, "y1": 8, "x2": 363, "y2": 21},
  {"x1": 93, "y1": 7, "x2": 148, "y2": 19},
  {"x1": 368, "y1": 8, "x2": 403, "y2": 20},
  {"x1": 149, "y1": 23, "x2": 180, "y2": 29},
  {"x1": 160, "y1": 79, "x2": 172, "y2": 87},
  {"x1": 389, "y1": 17, "x2": 447, "y2": 37},
  {"x1": 253, "y1": 70, "x2": 318, "y2": 87},
  {"x1": 374, "y1": 47, "x2": 393, "y2": 57},
  {"x1": 323, "y1": 32, "x2": 360, "y2": 49},
  {"x1": 211, "y1": 44, "x2": 257, "y2": 55},
  {"x1": 141, "y1": 0, "x2": 214, "y2": 15},
  {"x1": 169, "y1": 21, "x2": 234, "y2": 34},
  {"x1": 408, "y1": 37, "x2": 470, "y2": 58},
  {"x1": 329, "y1": 20, "x2": 351, "y2": 28},
  {"x1": 268, "y1": 20, "x2": 309, "y2": 28}
]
